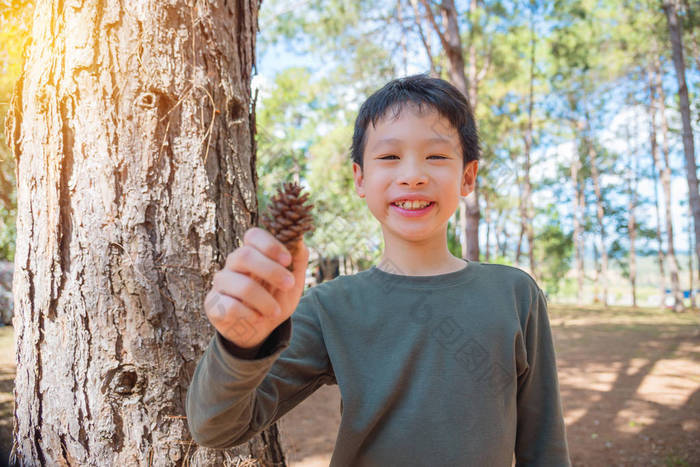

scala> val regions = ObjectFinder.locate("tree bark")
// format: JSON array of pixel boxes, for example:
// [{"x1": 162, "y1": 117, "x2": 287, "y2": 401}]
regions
[
  {"x1": 6, "y1": 0, "x2": 286, "y2": 465},
  {"x1": 663, "y1": 0, "x2": 700, "y2": 284}
]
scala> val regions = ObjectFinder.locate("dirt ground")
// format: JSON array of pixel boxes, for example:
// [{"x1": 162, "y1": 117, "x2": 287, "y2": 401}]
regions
[{"x1": 1, "y1": 305, "x2": 699, "y2": 466}]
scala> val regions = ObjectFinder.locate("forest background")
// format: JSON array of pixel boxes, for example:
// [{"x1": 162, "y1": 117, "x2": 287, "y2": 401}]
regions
[{"x1": 0, "y1": 0, "x2": 698, "y2": 311}]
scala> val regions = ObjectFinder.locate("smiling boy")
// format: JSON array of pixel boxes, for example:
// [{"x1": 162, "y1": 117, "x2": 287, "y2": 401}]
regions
[{"x1": 186, "y1": 74, "x2": 572, "y2": 466}]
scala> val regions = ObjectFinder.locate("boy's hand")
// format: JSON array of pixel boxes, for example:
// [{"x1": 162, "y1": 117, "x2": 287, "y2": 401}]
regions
[{"x1": 204, "y1": 227, "x2": 310, "y2": 352}]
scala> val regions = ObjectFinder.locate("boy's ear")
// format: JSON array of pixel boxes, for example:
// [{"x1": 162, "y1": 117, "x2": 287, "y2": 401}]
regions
[
  {"x1": 352, "y1": 162, "x2": 365, "y2": 198},
  {"x1": 460, "y1": 160, "x2": 479, "y2": 197}
]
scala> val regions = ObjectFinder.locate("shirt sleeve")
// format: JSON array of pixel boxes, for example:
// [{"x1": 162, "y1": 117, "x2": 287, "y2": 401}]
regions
[
  {"x1": 515, "y1": 288, "x2": 572, "y2": 466},
  {"x1": 185, "y1": 288, "x2": 334, "y2": 449}
]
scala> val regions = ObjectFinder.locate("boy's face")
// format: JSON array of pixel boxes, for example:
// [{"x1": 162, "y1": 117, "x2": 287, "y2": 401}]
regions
[{"x1": 352, "y1": 104, "x2": 478, "y2": 246}]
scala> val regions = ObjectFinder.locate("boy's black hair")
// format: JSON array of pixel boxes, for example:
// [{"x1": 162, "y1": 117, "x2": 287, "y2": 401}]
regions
[{"x1": 350, "y1": 74, "x2": 479, "y2": 170}]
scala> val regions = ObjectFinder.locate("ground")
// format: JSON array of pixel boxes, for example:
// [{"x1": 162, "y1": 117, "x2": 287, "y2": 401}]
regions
[{"x1": 1, "y1": 305, "x2": 699, "y2": 466}]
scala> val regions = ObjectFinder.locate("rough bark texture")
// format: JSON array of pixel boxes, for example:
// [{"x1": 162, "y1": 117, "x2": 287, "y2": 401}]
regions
[
  {"x1": 663, "y1": 0, "x2": 700, "y2": 283},
  {"x1": 5, "y1": 0, "x2": 286, "y2": 464}
]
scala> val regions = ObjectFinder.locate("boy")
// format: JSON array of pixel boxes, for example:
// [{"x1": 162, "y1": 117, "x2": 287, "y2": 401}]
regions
[{"x1": 186, "y1": 74, "x2": 571, "y2": 466}]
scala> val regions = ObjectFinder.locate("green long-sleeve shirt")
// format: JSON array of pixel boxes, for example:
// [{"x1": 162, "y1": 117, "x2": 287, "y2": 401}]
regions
[{"x1": 186, "y1": 261, "x2": 571, "y2": 466}]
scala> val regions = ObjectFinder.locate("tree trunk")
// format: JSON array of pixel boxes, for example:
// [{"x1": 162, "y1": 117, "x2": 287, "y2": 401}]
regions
[
  {"x1": 689, "y1": 217, "x2": 697, "y2": 309},
  {"x1": 663, "y1": 0, "x2": 700, "y2": 284},
  {"x1": 5, "y1": 0, "x2": 286, "y2": 465},
  {"x1": 571, "y1": 134, "x2": 584, "y2": 303},
  {"x1": 628, "y1": 193, "x2": 637, "y2": 308},
  {"x1": 315, "y1": 256, "x2": 340, "y2": 283},
  {"x1": 626, "y1": 123, "x2": 638, "y2": 308},
  {"x1": 654, "y1": 55, "x2": 685, "y2": 312},
  {"x1": 647, "y1": 64, "x2": 668, "y2": 308},
  {"x1": 586, "y1": 115, "x2": 608, "y2": 307}
]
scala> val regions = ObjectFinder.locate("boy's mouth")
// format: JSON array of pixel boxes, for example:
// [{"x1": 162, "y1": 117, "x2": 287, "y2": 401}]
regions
[
  {"x1": 391, "y1": 200, "x2": 434, "y2": 210},
  {"x1": 390, "y1": 200, "x2": 436, "y2": 216}
]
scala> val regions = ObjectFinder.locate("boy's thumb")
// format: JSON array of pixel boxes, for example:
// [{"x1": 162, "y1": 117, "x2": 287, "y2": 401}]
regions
[{"x1": 291, "y1": 239, "x2": 309, "y2": 287}]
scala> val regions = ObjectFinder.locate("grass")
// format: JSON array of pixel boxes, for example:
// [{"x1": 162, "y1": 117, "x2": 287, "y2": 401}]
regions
[{"x1": 664, "y1": 454, "x2": 691, "y2": 467}]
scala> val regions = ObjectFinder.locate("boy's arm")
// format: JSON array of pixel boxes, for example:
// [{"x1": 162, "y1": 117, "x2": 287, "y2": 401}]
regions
[
  {"x1": 185, "y1": 288, "x2": 333, "y2": 449},
  {"x1": 515, "y1": 288, "x2": 572, "y2": 466}
]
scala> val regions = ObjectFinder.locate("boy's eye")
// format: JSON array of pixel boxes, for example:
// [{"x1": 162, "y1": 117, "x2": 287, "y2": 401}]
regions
[{"x1": 378, "y1": 155, "x2": 447, "y2": 160}]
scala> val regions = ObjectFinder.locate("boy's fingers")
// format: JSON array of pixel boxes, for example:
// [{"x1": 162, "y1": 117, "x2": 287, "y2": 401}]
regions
[
  {"x1": 243, "y1": 227, "x2": 292, "y2": 265},
  {"x1": 205, "y1": 293, "x2": 266, "y2": 344},
  {"x1": 225, "y1": 244, "x2": 295, "y2": 291},
  {"x1": 212, "y1": 269, "x2": 281, "y2": 318}
]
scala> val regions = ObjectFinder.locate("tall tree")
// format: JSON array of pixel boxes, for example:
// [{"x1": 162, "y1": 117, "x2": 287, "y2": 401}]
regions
[
  {"x1": 585, "y1": 113, "x2": 609, "y2": 306},
  {"x1": 646, "y1": 63, "x2": 669, "y2": 308},
  {"x1": 651, "y1": 53, "x2": 685, "y2": 311},
  {"x1": 662, "y1": 0, "x2": 700, "y2": 281},
  {"x1": 570, "y1": 127, "x2": 585, "y2": 302},
  {"x1": 625, "y1": 115, "x2": 639, "y2": 308},
  {"x1": 6, "y1": 0, "x2": 286, "y2": 464}
]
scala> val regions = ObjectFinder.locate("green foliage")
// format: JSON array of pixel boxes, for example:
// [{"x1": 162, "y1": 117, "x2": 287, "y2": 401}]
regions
[
  {"x1": 0, "y1": 201, "x2": 15, "y2": 262},
  {"x1": 0, "y1": 0, "x2": 33, "y2": 261},
  {"x1": 446, "y1": 217, "x2": 461, "y2": 259},
  {"x1": 535, "y1": 206, "x2": 573, "y2": 295}
]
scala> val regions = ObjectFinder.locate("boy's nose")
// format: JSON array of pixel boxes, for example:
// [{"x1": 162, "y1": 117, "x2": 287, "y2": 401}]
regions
[
  {"x1": 397, "y1": 160, "x2": 428, "y2": 186},
  {"x1": 398, "y1": 174, "x2": 427, "y2": 187}
]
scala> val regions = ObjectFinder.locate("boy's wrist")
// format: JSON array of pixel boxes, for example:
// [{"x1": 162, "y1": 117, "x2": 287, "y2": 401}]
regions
[
  {"x1": 216, "y1": 318, "x2": 292, "y2": 360},
  {"x1": 218, "y1": 333, "x2": 264, "y2": 360}
]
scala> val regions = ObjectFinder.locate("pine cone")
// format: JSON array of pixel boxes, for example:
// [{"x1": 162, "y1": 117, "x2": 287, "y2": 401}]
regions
[{"x1": 260, "y1": 182, "x2": 315, "y2": 267}]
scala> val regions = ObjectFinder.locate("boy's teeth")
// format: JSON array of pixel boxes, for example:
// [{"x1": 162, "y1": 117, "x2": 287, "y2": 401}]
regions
[{"x1": 394, "y1": 200, "x2": 431, "y2": 209}]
